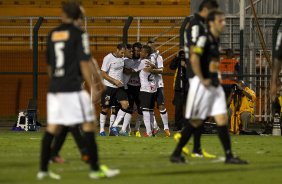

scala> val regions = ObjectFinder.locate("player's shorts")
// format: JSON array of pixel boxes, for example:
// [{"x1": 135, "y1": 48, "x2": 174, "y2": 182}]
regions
[
  {"x1": 127, "y1": 85, "x2": 141, "y2": 109},
  {"x1": 185, "y1": 76, "x2": 227, "y2": 120},
  {"x1": 47, "y1": 90, "x2": 96, "y2": 126},
  {"x1": 139, "y1": 91, "x2": 156, "y2": 110},
  {"x1": 101, "y1": 86, "x2": 128, "y2": 108},
  {"x1": 155, "y1": 87, "x2": 165, "y2": 106}
]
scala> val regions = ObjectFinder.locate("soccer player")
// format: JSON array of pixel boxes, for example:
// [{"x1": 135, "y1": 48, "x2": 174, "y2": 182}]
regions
[
  {"x1": 99, "y1": 43, "x2": 130, "y2": 136},
  {"x1": 135, "y1": 45, "x2": 157, "y2": 136},
  {"x1": 147, "y1": 41, "x2": 170, "y2": 137},
  {"x1": 49, "y1": 9, "x2": 89, "y2": 164},
  {"x1": 170, "y1": 10, "x2": 248, "y2": 164},
  {"x1": 271, "y1": 31, "x2": 282, "y2": 113},
  {"x1": 37, "y1": 1, "x2": 120, "y2": 180},
  {"x1": 174, "y1": 0, "x2": 219, "y2": 158},
  {"x1": 128, "y1": 42, "x2": 143, "y2": 137}
]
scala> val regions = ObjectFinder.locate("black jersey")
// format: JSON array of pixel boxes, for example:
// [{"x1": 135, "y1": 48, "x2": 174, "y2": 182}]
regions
[
  {"x1": 46, "y1": 23, "x2": 91, "y2": 92},
  {"x1": 184, "y1": 13, "x2": 207, "y2": 78},
  {"x1": 275, "y1": 31, "x2": 282, "y2": 61},
  {"x1": 192, "y1": 31, "x2": 220, "y2": 80}
]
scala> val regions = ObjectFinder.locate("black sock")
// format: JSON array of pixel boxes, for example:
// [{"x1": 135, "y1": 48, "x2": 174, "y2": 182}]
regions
[
  {"x1": 217, "y1": 125, "x2": 233, "y2": 159},
  {"x1": 172, "y1": 121, "x2": 195, "y2": 157},
  {"x1": 40, "y1": 131, "x2": 54, "y2": 171},
  {"x1": 193, "y1": 124, "x2": 203, "y2": 153},
  {"x1": 84, "y1": 132, "x2": 99, "y2": 171},
  {"x1": 70, "y1": 125, "x2": 88, "y2": 155},
  {"x1": 51, "y1": 126, "x2": 68, "y2": 158}
]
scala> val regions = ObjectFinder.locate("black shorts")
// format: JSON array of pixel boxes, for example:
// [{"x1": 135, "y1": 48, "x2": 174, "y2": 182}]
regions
[
  {"x1": 101, "y1": 86, "x2": 128, "y2": 108},
  {"x1": 155, "y1": 87, "x2": 165, "y2": 106},
  {"x1": 139, "y1": 91, "x2": 156, "y2": 110},
  {"x1": 127, "y1": 85, "x2": 141, "y2": 109}
]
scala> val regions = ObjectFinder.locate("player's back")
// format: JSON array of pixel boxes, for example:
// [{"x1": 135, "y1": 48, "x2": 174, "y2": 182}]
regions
[
  {"x1": 47, "y1": 23, "x2": 90, "y2": 93},
  {"x1": 185, "y1": 13, "x2": 207, "y2": 78}
]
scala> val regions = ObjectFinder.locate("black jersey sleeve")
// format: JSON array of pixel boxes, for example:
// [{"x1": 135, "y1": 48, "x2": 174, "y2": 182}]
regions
[
  {"x1": 275, "y1": 32, "x2": 282, "y2": 61},
  {"x1": 77, "y1": 32, "x2": 91, "y2": 62},
  {"x1": 191, "y1": 35, "x2": 207, "y2": 56},
  {"x1": 46, "y1": 33, "x2": 52, "y2": 65}
]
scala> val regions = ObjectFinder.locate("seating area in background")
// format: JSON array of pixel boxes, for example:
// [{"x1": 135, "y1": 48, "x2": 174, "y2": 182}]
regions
[{"x1": 0, "y1": 0, "x2": 187, "y2": 6}]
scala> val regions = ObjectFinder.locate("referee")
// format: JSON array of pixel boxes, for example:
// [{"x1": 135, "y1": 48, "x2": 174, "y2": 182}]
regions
[{"x1": 37, "y1": 1, "x2": 119, "y2": 180}]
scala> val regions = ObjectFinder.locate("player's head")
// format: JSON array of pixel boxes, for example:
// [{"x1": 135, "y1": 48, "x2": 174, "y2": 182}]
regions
[
  {"x1": 140, "y1": 45, "x2": 153, "y2": 59},
  {"x1": 73, "y1": 6, "x2": 85, "y2": 27},
  {"x1": 132, "y1": 42, "x2": 142, "y2": 59},
  {"x1": 125, "y1": 44, "x2": 133, "y2": 59},
  {"x1": 62, "y1": 1, "x2": 82, "y2": 23},
  {"x1": 115, "y1": 43, "x2": 127, "y2": 58},
  {"x1": 146, "y1": 40, "x2": 155, "y2": 51},
  {"x1": 207, "y1": 10, "x2": 225, "y2": 35},
  {"x1": 198, "y1": 0, "x2": 219, "y2": 19}
]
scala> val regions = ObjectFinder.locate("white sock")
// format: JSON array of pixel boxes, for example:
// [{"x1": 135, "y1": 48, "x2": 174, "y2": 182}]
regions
[
  {"x1": 122, "y1": 113, "x2": 132, "y2": 132},
  {"x1": 109, "y1": 114, "x2": 116, "y2": 129},
  {"x1": 143, "y1": 111, "x2": 152, "y2": 135},
  {"x1": 135, "y1": 114, "x2": 143, "y2": 131},
  {"x1": 160, "y1": 109, "x2": 169, "y2": 130},
  {"x1": 112, "y1": 109, "x2": 126, "y2": 127},
  {"x1": 99, "y1": 113, "x2": 107, "y2": 133},
  {"x1": 153, "y1": 115, "x2": 158, "y2": 129}
]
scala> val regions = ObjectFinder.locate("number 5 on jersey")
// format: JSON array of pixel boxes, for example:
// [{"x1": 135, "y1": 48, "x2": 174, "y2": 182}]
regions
[{"x1": 54, "y1": 42, "x2": 65, "y2": 77}]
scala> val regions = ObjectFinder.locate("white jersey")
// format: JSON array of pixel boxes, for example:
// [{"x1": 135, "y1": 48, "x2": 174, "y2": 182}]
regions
[
  {"x1": 101, "y1": 53, "x2": 124, "y2": 88},
  {"x1": 150, "y1": 52, "x2": 164, "y2": 88},
  {"x1": 135, "y1": 59, "x2": 157, "y2": 93}
]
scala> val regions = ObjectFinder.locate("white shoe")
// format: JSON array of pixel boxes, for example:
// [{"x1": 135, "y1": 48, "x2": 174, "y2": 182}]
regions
[
  {"x1": 89, "y1": 165, "x2": 120, "y2": 179},
  {"x1": 37, "y1": 171, "x2": 61, "y2": 180}
]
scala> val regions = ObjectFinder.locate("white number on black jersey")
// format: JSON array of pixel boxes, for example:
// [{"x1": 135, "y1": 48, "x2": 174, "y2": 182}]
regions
[{"x1": 54, "y1": 42, "x2": 65, "y2": 77}]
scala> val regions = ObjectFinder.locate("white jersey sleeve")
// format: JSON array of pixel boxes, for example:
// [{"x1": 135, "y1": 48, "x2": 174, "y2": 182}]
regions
[{"x1": 101, "y1": 54, "x2": 111, "y2": 72}]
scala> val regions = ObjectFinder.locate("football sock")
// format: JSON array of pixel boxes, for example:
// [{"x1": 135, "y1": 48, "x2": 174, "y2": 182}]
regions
[
  {"x1": 193, "y1": 124, "x2": 203, "y2": 153},
  {"x1": 153, "y1": 115, "x2": 158, "y2": 129},
  {"x1": 122, "y1": 113, "x2": 132, "y2": 132},
  {"x1": 172, "y1": 121, "x2": 195, "y2": 156},
  {"x1": 143, "y1": 111, "x2": 152, "y2": 135},
  {"x1": 217, "y1": 125, "x2": 233, "y2": 159},
  {"x1": 84, "y1": 132, "x2": 99, "y2": 171},
  {"x1": 51, "y1": 126, "x2": 68, "y2": 158},
  {"x1": 40, "y1": 131, "x2": 55, "y2": 171},
  {"x1": 112, "y1": 108, "x2": 127, "y2": 127},
  {"x1": 135, "y1": 114, "x2": 143, "y2": 130},
  {"x1": 109, "y1": 113, "x2": 116, "y2": 129},
  {"x1": 160, "y1": 109, "x2": 169, "y2": 130},
  {"x1": 70, "y1": 125, "x2": 87, "y2": 155},
  {"x1": 99, "y1": 112, "x2": 107, "y2": 133}
]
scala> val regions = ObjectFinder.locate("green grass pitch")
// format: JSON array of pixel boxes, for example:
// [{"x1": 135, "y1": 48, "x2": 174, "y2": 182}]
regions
[{"x1": 1, "y1": 131, "x2": 282, "y2": 184}]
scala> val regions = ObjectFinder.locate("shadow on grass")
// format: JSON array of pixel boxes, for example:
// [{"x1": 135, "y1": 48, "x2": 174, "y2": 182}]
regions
[{"x1": 150, "y1": 164, "x2": 282, "y2": 176}]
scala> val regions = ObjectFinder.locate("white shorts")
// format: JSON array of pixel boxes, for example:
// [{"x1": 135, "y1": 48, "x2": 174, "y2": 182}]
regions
[
  {"x1": 185, "y1": 76, "x2": 227, "y2": 120},
  {"x1": 47, "y1": 90, "x2": 96, "y2": 126}
]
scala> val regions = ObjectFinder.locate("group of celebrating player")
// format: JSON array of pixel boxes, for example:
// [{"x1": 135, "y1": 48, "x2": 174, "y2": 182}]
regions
[
  {"x1": 98, "y1": 41, "x2": 170, "y2": 137},
  {"x1": 37, "y1": 0, "x2": 282, "y2": 180}
]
